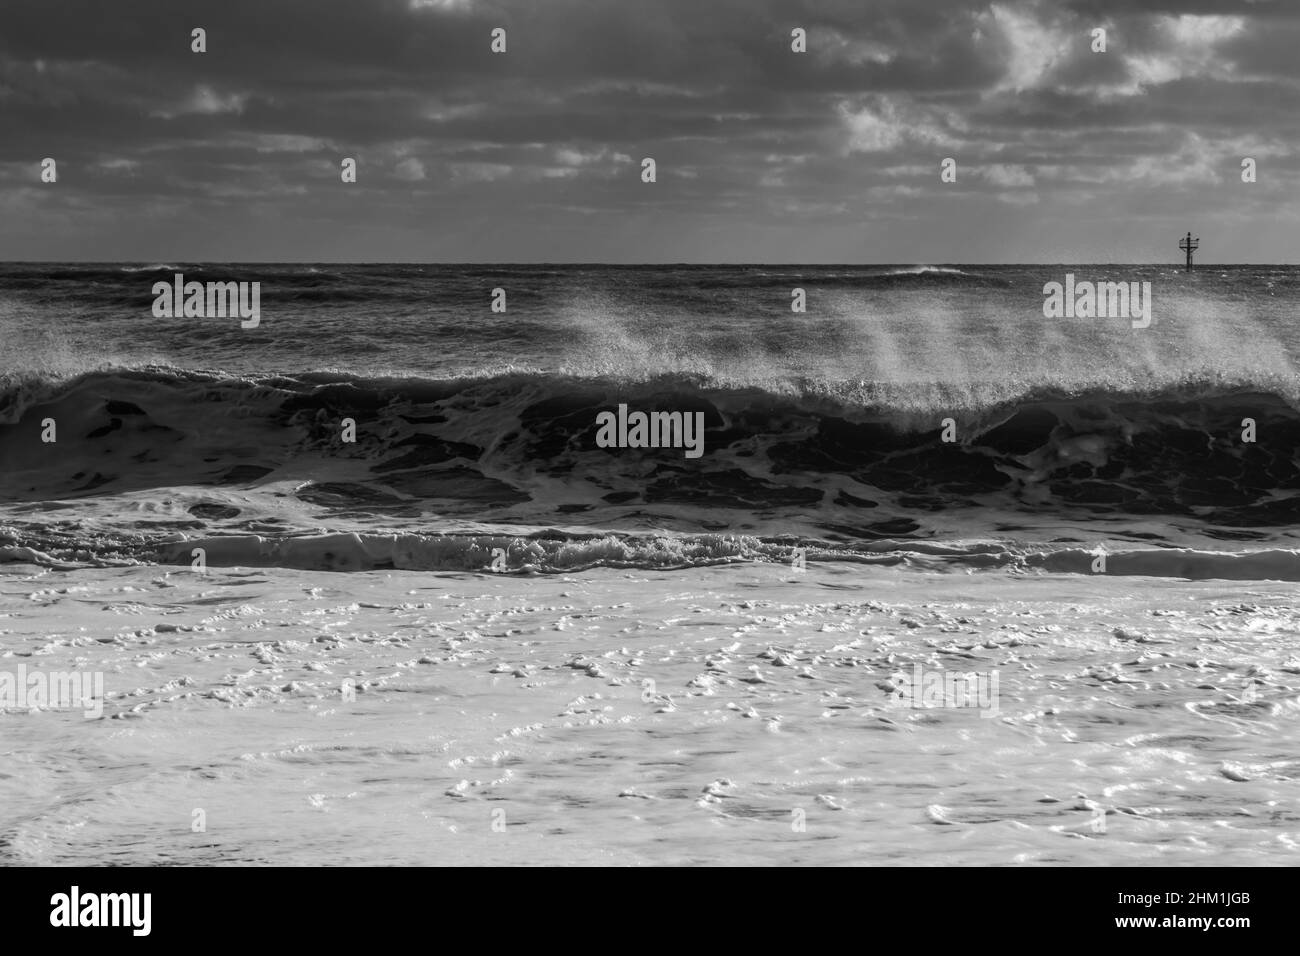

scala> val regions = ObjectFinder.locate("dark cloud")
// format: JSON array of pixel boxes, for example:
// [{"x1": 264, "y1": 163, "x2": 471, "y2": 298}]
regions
[{"x1": 1, "y1": 0, "x2": 1296, "y2": 261}]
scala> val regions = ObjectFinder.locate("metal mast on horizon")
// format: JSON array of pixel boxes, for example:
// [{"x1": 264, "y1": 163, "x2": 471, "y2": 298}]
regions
[{"x1": 1179, "y1": 231, "x2": 1199, "y2": 271}]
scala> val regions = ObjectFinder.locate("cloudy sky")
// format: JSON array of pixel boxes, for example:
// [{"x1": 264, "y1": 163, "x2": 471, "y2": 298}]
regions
[{"x1": 1, "y1": 0, "x2": 1296, "y2": 262}]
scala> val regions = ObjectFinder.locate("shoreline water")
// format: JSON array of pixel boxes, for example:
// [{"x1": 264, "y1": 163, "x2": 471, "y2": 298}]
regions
[{"x1": 3, "y1": 560, "x2": 1296, "y2": 866}]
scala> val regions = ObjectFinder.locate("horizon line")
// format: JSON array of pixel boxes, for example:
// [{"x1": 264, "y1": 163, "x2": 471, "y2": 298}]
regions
[{"x1": 0, "y1": 260, "x2": 1286, "y2": 267}]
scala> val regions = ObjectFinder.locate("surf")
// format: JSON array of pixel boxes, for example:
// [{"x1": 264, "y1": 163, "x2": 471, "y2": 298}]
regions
[{"x1": 0, "y1": 366, "x2": 1297, "y2": 536}]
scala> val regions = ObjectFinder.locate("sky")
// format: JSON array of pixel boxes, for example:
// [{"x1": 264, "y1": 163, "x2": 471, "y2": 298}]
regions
[{"x1": 0, "y1": 0, "x2": 1297, "y2": 263}]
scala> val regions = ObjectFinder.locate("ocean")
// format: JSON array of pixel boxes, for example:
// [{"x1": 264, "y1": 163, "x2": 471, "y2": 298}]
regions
[{"x1": 2, "y1": 263, "x2": 1298, "y2": 865}]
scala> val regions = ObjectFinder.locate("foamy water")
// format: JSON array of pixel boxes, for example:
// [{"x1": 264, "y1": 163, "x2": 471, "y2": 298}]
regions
[{"x1": 3, "y1": 562, "x2": 1298, "y2": 866}]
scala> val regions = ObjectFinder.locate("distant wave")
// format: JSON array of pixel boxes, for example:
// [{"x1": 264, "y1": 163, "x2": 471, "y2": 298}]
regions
[
  {"x1": 692, "y1": 266, "x2": 1007, "y2": 290},
  {"x1": 879, "y1": 265, "x2": 971, "y2": 276}
]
